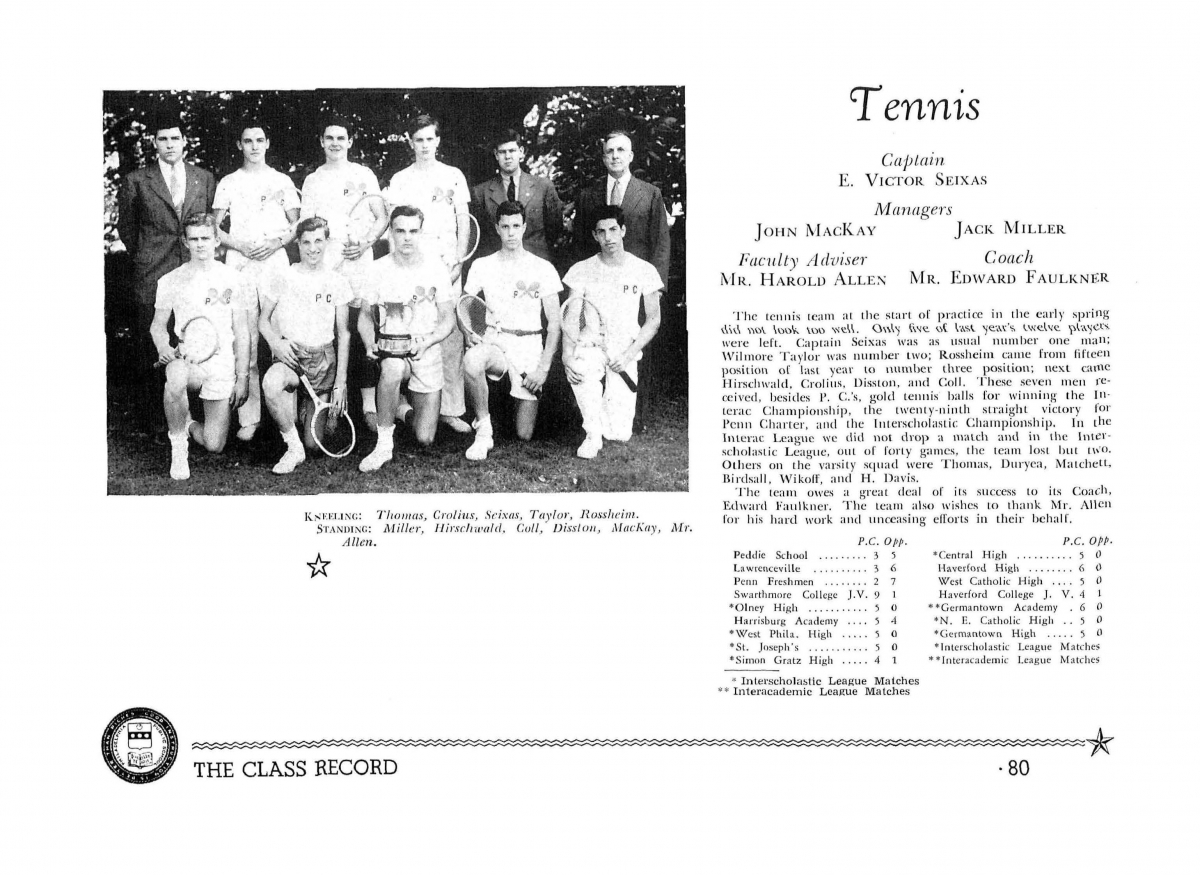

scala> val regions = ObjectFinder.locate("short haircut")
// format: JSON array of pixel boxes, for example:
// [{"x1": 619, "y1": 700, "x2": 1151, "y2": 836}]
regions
[
  {"x1": 495, "y1": 200, "x2": 526, "y2": 223},
  {"x1": 408, "y1": 114, "x2": 441, "y2": 139},
  {"x1": 149, "y1": 108, "x2": 183, "y2": 136},
  {"x1": 321, "y1": 116, "x2": 355, "y2": 139},
  {"x1": 182, "y1": 212, "x2": 219, "y2": 236},
  {"x1": 592, "y1": 205, "x2": 626, "y2": 229},
  {"x1": 493, "y1": 128, "x2": 523, "y2": 150},
  {"x1": 389, "y1": 204, "x2": 425, "y2": 228},
  {"x1": 239, "y1": 121, "x2": 271, "y2": 140},
  {"x1": 603, "y1": 129, "x2": 634, "y2": 148},
  {"x1": 296, "y1": 216, "x2": 330, "y2": 238}
]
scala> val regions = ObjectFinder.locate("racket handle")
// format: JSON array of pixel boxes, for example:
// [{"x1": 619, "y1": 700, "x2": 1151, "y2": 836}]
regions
[
  {"x1": 297, "y1": 373, "x2": 322, "y2": 405},
  {"x1": 618, "y1": 370, "x2": 638, "y2": 392},
  {"x1": 152, "y1": 349, "x2": 180, "y2": 369}
]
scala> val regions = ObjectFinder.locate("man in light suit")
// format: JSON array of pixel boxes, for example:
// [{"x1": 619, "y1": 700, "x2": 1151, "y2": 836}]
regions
[
  {"x1": 572, "y1": 129, "x2": 671, "y2": 431},
  {"x1": 471, "y1": 129, "x2": 564, "y2": 264},
  {"x1": 117, "y1": 112, "x2": 217, "y2": 432}
]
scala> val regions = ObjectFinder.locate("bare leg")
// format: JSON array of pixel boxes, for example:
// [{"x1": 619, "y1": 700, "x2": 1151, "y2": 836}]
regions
[
  {"x1": 263, "y1": 363, "x2": 306, "y2": 474},
  {"x1": 263, "y1": 363, "x2": 300, "y2": 433},
  {"x1": 438, "y1": 313, "x2": 469, "y2": 430},
  {"x1": 163, "y1": 359, "x2": 194, "y2": 480},
  {"x1": 514, "y1": 398, "x2": 539, "y2": 442},
  {"x1": 463, "y1": 344, "x2": 492, "y2": 427},
  {"x1": 464, "y1": 345, "x2": 511, "y2": 460},
  {"x1": 410, "y1": 389, "x2": 441, "y2": 447},
  {"x1": 237, "y1": 298, "x2": 262, "y2": 439},
  {"x1": 198, "y1": 399, "x2": 232, "y2": 453},
  {"x1": 375, "y1": 357, "x2": 409, "y2": 428},
  {"x1": 163, "y1": 359, "x2": 193, "y2": 435},
  {"x1": 360, "y1": 358, "x2": 410, "y2": 472}
]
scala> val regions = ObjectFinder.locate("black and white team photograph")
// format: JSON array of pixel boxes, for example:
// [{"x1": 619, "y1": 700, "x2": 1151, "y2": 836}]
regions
[{"x1": 103, "y1": 87, "x2": 687, "y2": 494}]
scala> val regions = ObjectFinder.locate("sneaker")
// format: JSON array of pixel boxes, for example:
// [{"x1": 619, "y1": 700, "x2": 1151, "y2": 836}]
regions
[
  {"x1": 358, "y1": 444, "x2": 393, "y2": 472},
  {"x1": 364, "y1": 411, "x2": 378, "y2": 433},
  {"x1": 169, "y1": 432, "x2": 191, "y2": 479},
  {"x1": 272, "y1": 446, "x2": 305, "y2": 475},
  {"x1": 576, "y1": 434, "x2": 603, "y2": 459},
  {"x1": 169, "y1": 447, "x2": 190, "y2": 480},
  {"x1": 440, "y1": 414, "x2": 472, "y2": 434},
  {"x1": 465, "y1": 431, "x2": 494, "y2": 461},
  {"x1": 236, "y1": 423, "x2": 259, "y2": 441}
]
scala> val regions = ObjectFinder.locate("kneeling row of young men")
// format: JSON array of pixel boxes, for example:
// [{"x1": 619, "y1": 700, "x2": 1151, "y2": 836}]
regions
[{"x1": 151, "y1": 201, "x2": 661, "y2": 480}]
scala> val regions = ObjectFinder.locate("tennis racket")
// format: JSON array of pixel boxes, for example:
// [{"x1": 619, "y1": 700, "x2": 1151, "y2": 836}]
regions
[
  {"x1": 296, "y1": 372, "x2": 356, "y2": 458},
  {"x1": 450, "y1": 213, "x2": 480, "y2": 267},
  {"x1": 455, "y1": 294, "x2": 529, "y2": 383},
  {"x1": 156, "y1": 315, "x2": 219, "y2": 367},
  {"x1": 345, "y1": 193, "x2": 388, "y2": 256},
  {"x1": 560, "y1": 295, "x2": 637, "y2": 392},
  {"x1": 337, "y1": 192, "x2": 388, "y2": 292}
]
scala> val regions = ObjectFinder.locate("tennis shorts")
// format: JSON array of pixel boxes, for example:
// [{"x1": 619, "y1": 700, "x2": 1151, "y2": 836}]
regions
[
  {"x1": 407, "y1": 341, "x2": 444, "y2": 394},
  {"x1": 277, "y1": 342, "x2": 337, "y2": 395},
  {"x1": 483, "y1": 333, "x2": 544, "y2": 401},
  {"x1": 192, "y1": 357, "x2": 236, "y2": 402},
  {"x1": 379, "y1": 339, "x2": 444, "y2": 394}
]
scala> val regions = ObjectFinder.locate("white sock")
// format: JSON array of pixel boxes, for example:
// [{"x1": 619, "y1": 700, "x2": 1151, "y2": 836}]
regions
[
  {"x1": 171, "y1": 419, "x2": 194, "y2": 444},
  {"x1": 376, "y1": 424, "x2": 395, "y2": 450},
  {"x1": 281, "y1": 426, "x2": 303, "y2": 451},
  {"x1": 474, "y1": 415, "x2": 492, "y2": 434}
]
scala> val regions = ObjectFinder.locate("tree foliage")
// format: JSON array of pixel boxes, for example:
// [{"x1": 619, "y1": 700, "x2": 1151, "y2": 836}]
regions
[
  {"x1": 102, "y1": 87, "x2": 685, "y2": 251},
  {"x1": 525, "y1": 86, "x2": 685, "y2": 211}
]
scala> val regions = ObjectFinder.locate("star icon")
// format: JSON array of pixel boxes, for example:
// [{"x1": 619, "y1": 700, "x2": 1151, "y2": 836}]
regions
[
  {"x1": 1088, "y1": 727, "x2": 1114, "y2": 756},
  {"x1": 307, "y1": 554, "x2": 331, "y2": 579}
]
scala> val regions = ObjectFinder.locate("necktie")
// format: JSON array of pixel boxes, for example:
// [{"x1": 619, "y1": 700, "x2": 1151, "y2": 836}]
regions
[
  {"x1": 507, "y1": 177, "x2": 516, "y2": 202},
  {"x1": 170, "y1": 166, "x2": 184, "y2": 213},
  {"x1": 609, "y1": 178, "x2": 623, "y2": 206}
]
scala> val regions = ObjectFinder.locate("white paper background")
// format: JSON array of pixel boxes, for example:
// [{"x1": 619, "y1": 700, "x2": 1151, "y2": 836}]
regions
[{"x1": 5, "y1": 1, "x2": 1197, "y2": 871}]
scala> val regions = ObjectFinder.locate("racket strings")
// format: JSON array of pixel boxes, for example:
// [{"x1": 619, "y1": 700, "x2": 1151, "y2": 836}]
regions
[
  {"x1": 459, "y1": 298, "x2": 491, "y2": 338},
  {"x1": 311, "y1": 405, "x2": 356, "y2": 457},
  {"x1": 451, "y1": 214, "x2": 482, "y2": 266},
  {"x1": 180, "y1": 317, "x2": 219, "y2": 363},
  {"x1": 347, "y1": 194, "x2": 386, "y2": 243},
  {"x1": 564, "y1": 300, "x2": 601, "y2": 345}
]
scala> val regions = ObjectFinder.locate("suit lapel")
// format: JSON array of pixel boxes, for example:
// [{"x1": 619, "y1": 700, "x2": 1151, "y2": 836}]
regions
[
  {"x1": 180, "y1": 163, "x2": 204, "y2": 219},
  {"x1": 622, "y1": 176, "x2": 647, "y2": 213},
  {"x1": 486, "y1": 176, "x2": 507, "y2": 208},
  {"x1": 146, "y1": 164, "x2": 177, "y2": 214},
  {"x1": 519, "y1": 174, "x2": 537, "y2": 206}
]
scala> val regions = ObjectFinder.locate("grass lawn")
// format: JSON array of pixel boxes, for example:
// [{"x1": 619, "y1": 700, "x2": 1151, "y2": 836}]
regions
[{"x1": 107, "y1": 386, "x2": 688, "y2": 496}]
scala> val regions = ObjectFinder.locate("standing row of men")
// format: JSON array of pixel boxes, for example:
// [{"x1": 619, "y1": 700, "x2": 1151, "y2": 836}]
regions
[{"x1": 117, "y1": 112, "x2": 671, "y2": 481}]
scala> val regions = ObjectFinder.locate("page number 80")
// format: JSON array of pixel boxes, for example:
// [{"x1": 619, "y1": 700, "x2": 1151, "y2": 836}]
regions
[{"x1": 1005, "y1": 759, "x2": 1031, "y2": 775}]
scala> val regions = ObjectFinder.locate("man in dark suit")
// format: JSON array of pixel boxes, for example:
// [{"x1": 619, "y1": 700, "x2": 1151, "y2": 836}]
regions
[
  {"x1": 471, "y1": 129, "x2": 564, "y2": 264},
  {"x1": 117, "y1": 113, "x2": 217, "y2": 432},
  {"x1": 573, "y1": 130, "x2": 670, "y2": 285},
  {"x1": 572, "y1": 130, "x2": 671, "y2": 431}
]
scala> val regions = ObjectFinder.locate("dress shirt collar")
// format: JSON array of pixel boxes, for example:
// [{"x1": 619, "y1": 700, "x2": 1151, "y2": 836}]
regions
[
  {"x1": 500, "y1": 168, "x2": 522, "y2": 196},
  {"x1": 159, "y1": 158, "x2": 184, "y2": 185},
  {"x1": 607, "y1": 170, "x2": 631, "y2": 201}
]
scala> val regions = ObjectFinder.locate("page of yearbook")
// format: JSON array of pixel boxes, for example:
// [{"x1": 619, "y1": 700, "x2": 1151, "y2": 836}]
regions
[{"x1": 7, "y1": 2, "x2": 1196, "y2": 872}]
